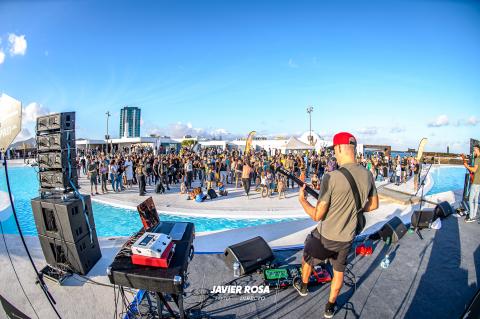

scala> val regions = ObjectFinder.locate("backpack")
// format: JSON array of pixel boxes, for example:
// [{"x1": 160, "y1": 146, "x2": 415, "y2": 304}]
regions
[
  {"x1": 207, "y1": 188, "x2": 218, "y2": 199},
  {"x1": 195, "y1": 194, "x2": 205, "y2": 203}
]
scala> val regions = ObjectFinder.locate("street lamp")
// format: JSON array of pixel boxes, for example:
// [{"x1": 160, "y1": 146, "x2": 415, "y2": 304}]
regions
[
  {"x1": 105, "y1": 111, "x2": 111, "y2": 154},
  {"x1": 306, "y1": 106, "x2": 314, "y2": 146}
]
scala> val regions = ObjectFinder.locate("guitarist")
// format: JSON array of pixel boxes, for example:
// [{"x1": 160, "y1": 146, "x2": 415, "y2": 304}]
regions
[
  {"x1": 463, "y1": 144, "x2": 480, "y2": 223},
  {"x1": 294, "y1": 132, "x2": 379, "y2": 319}
]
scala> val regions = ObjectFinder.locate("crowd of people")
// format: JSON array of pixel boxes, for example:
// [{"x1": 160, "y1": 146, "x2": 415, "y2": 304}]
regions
[{"x1": 76, "y1": 146, "x2": 422, "y2": 198}]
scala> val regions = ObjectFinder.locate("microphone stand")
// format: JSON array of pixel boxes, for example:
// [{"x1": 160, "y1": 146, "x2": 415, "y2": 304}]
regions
[{"x1": 413, "y1": 162, "x2": 434, "y2": 240}]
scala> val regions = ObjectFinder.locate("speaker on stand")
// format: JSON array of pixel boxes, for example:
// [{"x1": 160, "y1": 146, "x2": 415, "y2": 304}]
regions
[{"x1": 32, "y1": 112, "x2": 101, "y2": 279}]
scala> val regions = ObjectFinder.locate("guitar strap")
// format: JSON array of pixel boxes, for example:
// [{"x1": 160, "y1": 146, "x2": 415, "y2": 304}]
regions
[{"x1": 338, "y1": 167, "x2": 364, "y2": 235}]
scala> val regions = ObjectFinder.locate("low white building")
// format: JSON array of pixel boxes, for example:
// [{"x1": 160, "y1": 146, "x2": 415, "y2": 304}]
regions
[{"x1": 298, "y1": 131, "x2": 332, "y2": 150}]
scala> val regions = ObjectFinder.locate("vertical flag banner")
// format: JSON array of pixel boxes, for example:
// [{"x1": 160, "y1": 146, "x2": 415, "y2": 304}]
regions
[
  {"x1": 0, "y1": 94, "x2": 22, "y2": 151},
  {"x1": 245, "y1": 131, "x2": 256, "y2": 157},
  {"x1": 416, "y1": 138, "x2": 428, "y2": 162}
]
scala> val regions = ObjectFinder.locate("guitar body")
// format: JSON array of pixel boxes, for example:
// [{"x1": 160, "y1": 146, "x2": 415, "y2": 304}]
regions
[
  {"x1": 276, "y1": 166, "x2": 367, "y2": 235},
  {"x1": 461, "y1": 154, "x2": 475, "y2": 184}
]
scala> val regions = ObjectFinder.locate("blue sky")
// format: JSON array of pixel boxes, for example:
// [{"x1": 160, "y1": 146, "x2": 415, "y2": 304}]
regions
[{"x1": 0, "y1": 0, "x2": 479, "y2": 152}]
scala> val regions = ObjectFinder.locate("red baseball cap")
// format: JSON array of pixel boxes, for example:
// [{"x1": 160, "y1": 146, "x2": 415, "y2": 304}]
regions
[{"x1": 333, "y1": 132, "x2": 357, "y2": 146}]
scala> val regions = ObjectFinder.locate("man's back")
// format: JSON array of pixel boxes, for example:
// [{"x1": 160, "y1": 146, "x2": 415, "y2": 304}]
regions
[{"x1": 317, "y1": 163, "x2": 376, "y2": 242}]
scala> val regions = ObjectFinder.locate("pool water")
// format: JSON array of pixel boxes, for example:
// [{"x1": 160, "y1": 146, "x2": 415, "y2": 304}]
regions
[
  {"x1": 0, "y1": 166, "x2": 301, "y2": 237},
  {"x1": 427, "y1": 166, "x2": 466, "y2": 195}
]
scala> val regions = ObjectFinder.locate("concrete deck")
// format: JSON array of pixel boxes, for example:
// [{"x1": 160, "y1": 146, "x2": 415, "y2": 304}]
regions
[{"x1": 1, "y1": 211, "x2": 478, "y2": 319}]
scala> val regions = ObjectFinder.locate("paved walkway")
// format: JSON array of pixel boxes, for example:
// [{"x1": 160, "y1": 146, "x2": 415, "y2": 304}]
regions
[{"x1": 79, "y1": 173, "x2": 321, "y2": 218}]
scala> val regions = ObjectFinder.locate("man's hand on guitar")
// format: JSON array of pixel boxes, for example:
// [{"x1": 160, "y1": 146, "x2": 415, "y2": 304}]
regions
[
  {"x1": 299, "y1": 171, "x2": 306, "y2": 183},
  {"x1": 299, "y1": 184, "x2": 308, "y2": 201}
]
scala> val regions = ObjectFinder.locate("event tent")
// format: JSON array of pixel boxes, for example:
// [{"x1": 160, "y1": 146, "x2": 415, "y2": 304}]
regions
[{"x1": 281, "y1": 136, "x2": 315, "y2": 153}]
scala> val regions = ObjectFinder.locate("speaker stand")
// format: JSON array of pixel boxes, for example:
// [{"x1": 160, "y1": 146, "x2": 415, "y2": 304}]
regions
[{"x1": 415, "y1": 228, "x2": 424, "y2": 240}]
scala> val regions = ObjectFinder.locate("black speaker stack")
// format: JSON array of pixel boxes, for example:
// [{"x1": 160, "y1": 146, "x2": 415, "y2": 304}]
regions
[
  {"x1": 36, "y1": 112, "x2": 77, "y2": 193},
  {"x1": 31, "y1": 112, "x2": 101, "y2": 275}
]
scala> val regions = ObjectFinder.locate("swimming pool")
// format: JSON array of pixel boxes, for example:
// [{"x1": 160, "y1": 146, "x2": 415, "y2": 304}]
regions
[
  {"x1": 0, "y1": 166, "x2": 301, "y2": 237},
  {"x1": 427, "y1": 165, "x2": 466, "y2": 195}
]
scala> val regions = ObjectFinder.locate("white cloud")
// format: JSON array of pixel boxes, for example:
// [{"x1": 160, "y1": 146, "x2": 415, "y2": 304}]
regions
[
  {"x1": 8, "y1": 33, "x2": 27, "y2": 56},
  {"x1": 15, "y1": 128, "x2": 32, "y2": 141},
  {"x1": 428, "y1": 114, "x2": 449, "y2": 127},
  {"x1": 288, "y1": 58, "x2": 298, "y2": 68},
  {"x1": 0, "y1": 50, "x2": 5, "y2": 64},
  {"x1": 358, "y1": 127, "x2": 378, "y2": 135},
  {"x1": 22, "y1": 102, "x2": 50, "y2": 125},
  {"x1": 15, "y1": 102, "x2": 50, "y2": 141},
  {"x1": 390, "y1": 126, "x2": 406, "y2": 133},
  {"x1": 147, "y1": 122, "x2": 239, "y2": 139},
  {"x1": 466, "y1": 116, "x2": 479, "y2": 126}
]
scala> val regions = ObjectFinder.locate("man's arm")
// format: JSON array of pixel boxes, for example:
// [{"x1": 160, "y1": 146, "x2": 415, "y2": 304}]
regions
[
  {"x1": 298, "y1": 185, "x2": 329, "y2": 222},
  {"x1": 464, "y1": 161, "x2": 478, "y2": 173},
  {"x1": 363, "y1": 195, "x2": 379, "y2": 212}
]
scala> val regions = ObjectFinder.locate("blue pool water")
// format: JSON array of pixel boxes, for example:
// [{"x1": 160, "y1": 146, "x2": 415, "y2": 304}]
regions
[
  {"x1": 427, "y1": 166, "x2": 467, "y2": 195},
  {"x1": 0, "y1": 167, "x2": 301, "y2": 237}
]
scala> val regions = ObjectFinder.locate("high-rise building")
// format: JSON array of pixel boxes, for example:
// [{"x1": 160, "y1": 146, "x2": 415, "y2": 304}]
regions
[{"x1": 119, "y1": 106, "x2": 141, "y2": 138}]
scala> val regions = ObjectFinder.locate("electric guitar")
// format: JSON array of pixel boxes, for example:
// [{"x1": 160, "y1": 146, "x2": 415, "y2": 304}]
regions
[
  {"x1": 275, "y1": 167, "x2": 319, "y2": 199},
  {"x1": 276, "y1": 166, "x2": 367, "y2": 235},
  {"x1": 461, "y1": 154, "x2": 474, "y2": 183}
]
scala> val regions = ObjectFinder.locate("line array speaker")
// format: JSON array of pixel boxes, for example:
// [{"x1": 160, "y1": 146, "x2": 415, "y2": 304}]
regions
[
  {"x1": 36, "y1": 112, "x2": 75, "y2": 133},
  {"x1": 36, "y1": 112, "x2": 77, "y2": 192},
  {"x1": 37, "y1": 131, "x2": 76, "y2": 152}
]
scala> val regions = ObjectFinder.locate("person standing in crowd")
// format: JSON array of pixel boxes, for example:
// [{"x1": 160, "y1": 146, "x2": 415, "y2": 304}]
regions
[
  {"x1": 117, "y1": 157, "x2": 125, "y2": 191},
  {"x1": 76, "y1": 156, "x2": 81, "y2": 178},
  {"x1": 395, "y1": 159, "x2": 402, "y2": 186},
  {"x1": 81, "y1": 156, "x2": 87, "y2": 175},
  {"x1": 413, "y1": 159, "x2": 420, "y2": 191},
  {"x1": 235, "y1": 159, "x2": 243, "y2": 188},
  {"x1": 242, "y1": 160, "x2": 253, "y2": 198},
  {"x1": 124, "y1": 156, "x2": 134, "y2": 189},
  {"x1": 110, "y1": 160, "x2": 119, "y2": 192},
  {"x1": 87, "y1": 156, "x2": 100, "y2": 196},
  {"x1": 294, "y1": 132, "x2": 379, "y2": 318},
  {"x1": 136, "y1": 159, "x2": 146, "y2": 196},
  {"x1": 99, "y1": 160, "x2": 108, "y2": 194},
  {"x1": 185, "y1": 158, "x2": 193, "y2": 190},
  {"x1": 463, "y1": 145, "x2": 480, "y2": 223}
]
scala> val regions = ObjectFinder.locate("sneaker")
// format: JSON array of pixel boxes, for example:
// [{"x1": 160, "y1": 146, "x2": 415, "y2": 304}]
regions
[
  {"x1": 293, "y1": 277, "x2": 308, "y2": 297},
  {"x1": 324, "y1": 302, "x2": 336, "y2": 318},
  {"x1": 465, "y1": 216, "x2": 476, "y2": 223}
]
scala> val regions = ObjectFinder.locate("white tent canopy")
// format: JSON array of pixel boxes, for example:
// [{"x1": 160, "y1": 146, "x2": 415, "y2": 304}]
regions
[{"x1": 281, "y1": 137, "x2": 314, "y2": 153}]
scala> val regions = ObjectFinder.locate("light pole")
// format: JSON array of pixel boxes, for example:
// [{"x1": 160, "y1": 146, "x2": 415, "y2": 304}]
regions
[
  {"x1": 306, "y1": 106, "x2": 314, "y2": 145},
  {"x1": 105, "y1": 111, "x2": 111, "y2": 154}
]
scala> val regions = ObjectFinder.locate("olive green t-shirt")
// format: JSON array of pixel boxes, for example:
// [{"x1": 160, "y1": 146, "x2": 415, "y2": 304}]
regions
[
  {"x1": 316, "y1": 163, "x2": 377, "y2": 242},
  {"x1": 473, "y1": 157, "x2": 480, "y2": 185}
]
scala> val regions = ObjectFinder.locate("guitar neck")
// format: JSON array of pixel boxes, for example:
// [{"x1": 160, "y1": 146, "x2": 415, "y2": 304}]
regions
[{"x1": 276, "y1": 167, "x2": 319, "y2": 200}]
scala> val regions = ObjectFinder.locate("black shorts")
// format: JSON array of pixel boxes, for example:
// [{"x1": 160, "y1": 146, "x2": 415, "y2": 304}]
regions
[
  {"x1": 90, "y1": 175, "x2": 98, "y2": 185},
  {"x1": 303, "y1": 228, "x2": 352, "y2": 272}
]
